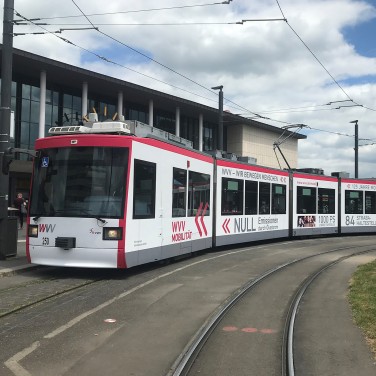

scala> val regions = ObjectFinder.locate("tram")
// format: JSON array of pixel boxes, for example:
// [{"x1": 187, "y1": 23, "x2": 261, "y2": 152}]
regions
[{"x1": 24, "y1": 117, "x2": 376, "y2": 268}]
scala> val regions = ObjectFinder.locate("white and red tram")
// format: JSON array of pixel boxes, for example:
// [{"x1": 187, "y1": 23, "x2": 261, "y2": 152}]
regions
[
  {"x1": 27, "y1": 121, "x2": 213, "y2": 268},
  {"x1": 25, "y1": 118, "x2": 376, "y2": 269}
]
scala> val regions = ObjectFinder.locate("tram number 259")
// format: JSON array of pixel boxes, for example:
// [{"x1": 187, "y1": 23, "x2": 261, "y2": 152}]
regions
[
  {"x1": 42, "y1": 237, "x2": 49, "y2": 245},
  {"x1": 345, "y1": 216, "x2": 355, "y2": 226}
]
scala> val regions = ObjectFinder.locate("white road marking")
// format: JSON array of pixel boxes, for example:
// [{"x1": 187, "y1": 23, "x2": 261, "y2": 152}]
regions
[
  {"x1": 3, "y1": 245, "x2": 269, "y2": 375},
  {"x1": 4, "y1": 341, "x2": 40, "y2": 376}
]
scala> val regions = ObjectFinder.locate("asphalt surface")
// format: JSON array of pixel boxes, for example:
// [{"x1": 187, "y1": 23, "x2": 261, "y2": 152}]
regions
[{"x1": 1, "y1": 230, "x2": 376, "y2": 375}]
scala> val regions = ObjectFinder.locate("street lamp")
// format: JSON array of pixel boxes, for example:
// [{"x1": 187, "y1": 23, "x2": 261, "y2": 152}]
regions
[
  {"x1": 211, "y1": 85, "x2": 224, "y2": 151},
  {"x1": 350, "y1": 120, "x2": 358, "y2": 178}
]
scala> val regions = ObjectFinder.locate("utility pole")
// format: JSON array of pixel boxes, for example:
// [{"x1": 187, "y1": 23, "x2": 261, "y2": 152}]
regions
[
  {"x1": 0, "y1": 0, "x2": 15, "y2": 259},
  {"x1": 211, "y1": 85, "x2": 223, "y2": 151},
  {"x1": 350, "y1": 120, "x2": 358, "y2": 178}
]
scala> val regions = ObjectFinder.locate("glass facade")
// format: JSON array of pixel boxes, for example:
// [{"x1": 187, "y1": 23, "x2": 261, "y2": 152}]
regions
[
  {"x1": 88, "y1": 98, "x2": 116, "y2": 122},
  {"x1": 1, "y1": 77, "x2": 216, "y2": 160},
  {"x1": 21, "y1": 84, "x2": 41, "y2": 151},
  {"x1": 45, "y1": 89, "x2": 60, "y2": 131},
  {"x1": 155, "y1": 109, "x2": 175, "y2": 134},
  {"x1": 128, "y1": 103, "x2": 148, "y2": 124},
  {"x1": 204, "y1": 121, "x2": 215, "y2": 151}
]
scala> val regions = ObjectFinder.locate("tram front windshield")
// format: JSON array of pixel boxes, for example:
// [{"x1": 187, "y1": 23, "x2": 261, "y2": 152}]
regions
[{"x1": 30, "y1": 147, "x2": 128, "y2": 218}]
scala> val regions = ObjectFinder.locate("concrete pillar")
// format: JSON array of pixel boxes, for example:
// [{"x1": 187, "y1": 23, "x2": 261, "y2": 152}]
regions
[
  {"x1": 117, "y1": 91, "x2": 123, "y2": 120},
  {"x1": 149, "y1": 99, "x2": 153, "y2": 127},
  {"x1": 175, "y1": 107, "x2": 180, "y2": 137},
  {"x1": 199, "y1": 114, "x2": 203, "y2": 151},
  {"x1": 82, "y1": 82, "x2": 88, "y2": 118},
  {"x1": 38, "y1": 70, "x2": 46, "y2": 138}
]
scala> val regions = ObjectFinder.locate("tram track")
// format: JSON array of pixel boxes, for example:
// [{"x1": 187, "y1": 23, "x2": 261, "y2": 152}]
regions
[
  {"x1": 0, "y1": 276, "x2": 103, "y2": 318},
  {"x1": 282, "y1": 248, "x2": 376, "y2": 376},
  {"x1": 2, "y1": 238, "x2": 376, "y2": 376},
  {"x1": 168, "y1": 245, "x2": 376, "y2": 376},
  {"x1": 0, "y1": 243, "x2": 362, "y2": 320}
]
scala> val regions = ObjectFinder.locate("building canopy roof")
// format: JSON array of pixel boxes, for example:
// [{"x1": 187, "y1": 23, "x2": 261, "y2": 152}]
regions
[{"x1": 1, "y1": 45, "x2": 306, "y2": 140}]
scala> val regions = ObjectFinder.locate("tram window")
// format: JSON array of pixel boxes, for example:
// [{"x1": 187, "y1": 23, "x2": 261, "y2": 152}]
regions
[
  {"x1": 172, "y1": 168, "x2": 187, "y2": 217},
  {"x1": 245, "y1": 180, "x2": 257, "y2": 215},
  {"x1": 272, "y1": 184, "x2": 286, "y2": 214},
  {"x1": 345, "y1": 190, "x2": 363, "y2": 214},
  {"x1": 221, "y1": 178, "x2": 243, "y2": 215},
  {"x1": 259, "y1": 182, "x2": 271, "y2": 214},
  {"x1": 29, "y1": 147, "x2": 128, "y2": 219},
  {"x1": 188, "y1": 171, "x2": 210, "y2": 217},
  {"x1": 365, "y1": 191, "x2": 376, "y2": 214},
  {"x1": 297, "y1": 187, "x2": 316, "y2": 214},
  {"x1": 133, "y1": 159, "x2": 156, "y2": 219},
  {"x1": 318, "y1": 188, "x2": 335, "y2": 214}
]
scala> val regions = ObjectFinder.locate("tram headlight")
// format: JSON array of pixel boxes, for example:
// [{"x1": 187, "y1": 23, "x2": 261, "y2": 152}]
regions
[
  {"x1": 103, "y1": 227, "x2": 122, "y2": 240},
  {"x1": 28, "y1": 224, "x2": 38, "y2": 237}
]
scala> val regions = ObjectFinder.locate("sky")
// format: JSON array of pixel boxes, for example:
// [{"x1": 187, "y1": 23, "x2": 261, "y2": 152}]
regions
[{"x1": 3, "y1": 0, "x2": 376, "y2": 178}]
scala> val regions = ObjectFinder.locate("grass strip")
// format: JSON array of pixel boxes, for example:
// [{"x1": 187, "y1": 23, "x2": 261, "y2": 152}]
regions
[{"x1": 348, "y1": 259, "x2": 376, "y2": 358}]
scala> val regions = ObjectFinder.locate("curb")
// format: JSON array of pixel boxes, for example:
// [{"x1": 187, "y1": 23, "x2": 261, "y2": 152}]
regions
[{"x1": 0, "y1": 264, "x2": 42, "y2": 278}]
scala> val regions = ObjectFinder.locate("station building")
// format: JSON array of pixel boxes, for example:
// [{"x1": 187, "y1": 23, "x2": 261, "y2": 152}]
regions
[{"x1": 0, "y1": 46, "x2": 306, "y2": 204}]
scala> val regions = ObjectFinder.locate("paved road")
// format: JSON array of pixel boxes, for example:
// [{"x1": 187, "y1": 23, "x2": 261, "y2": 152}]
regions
[{"x1": 0, "y1": 235, "x2": 375, "y2": 376}]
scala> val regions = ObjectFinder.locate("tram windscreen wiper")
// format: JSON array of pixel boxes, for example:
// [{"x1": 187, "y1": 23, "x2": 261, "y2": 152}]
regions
[{"x1": 50, "y1": 208, "x2": 92, "y2": 216}]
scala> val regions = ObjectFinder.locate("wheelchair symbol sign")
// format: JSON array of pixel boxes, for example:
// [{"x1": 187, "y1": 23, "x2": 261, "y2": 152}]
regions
[{"x1": 41, "y1": 157, "x2": 49, "y2": 168}]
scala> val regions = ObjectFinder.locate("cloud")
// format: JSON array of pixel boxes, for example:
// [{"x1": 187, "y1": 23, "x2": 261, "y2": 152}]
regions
[{"x1": 4, "y1": 0, "x2": 376, "y2": 177}]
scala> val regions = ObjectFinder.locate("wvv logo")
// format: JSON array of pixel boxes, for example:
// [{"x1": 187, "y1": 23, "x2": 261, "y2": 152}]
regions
[{"x1": 39, "y1": 224, "x2": 56, "y2": 233}]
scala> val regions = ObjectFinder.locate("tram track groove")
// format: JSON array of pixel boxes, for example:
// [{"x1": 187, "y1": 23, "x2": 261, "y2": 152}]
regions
[
  {"x1": 282, "y1": 248, "x2": 376, "y2": 376},
  {"x1": 168, "y1": 244, "x2": 376, "y2": 376},
  {"x1": 1, "y1": 243, "x2": 372, "y2": 324},
  {"x1": 2, "y1": 238, "x2": 375, "y2": 376},
  {"x1": 0, "y1": 277, "x2": 104, "y2": 318}
]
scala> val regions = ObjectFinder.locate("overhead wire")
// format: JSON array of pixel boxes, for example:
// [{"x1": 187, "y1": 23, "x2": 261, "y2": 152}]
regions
[
  {"x1": 70, "y1": 0, "x2": 375, "y2": 119},
  {"x1": 274, "y1": 0, "x2": 376, "y2": 113},
  {"x1": 21, "y1": 20, "x2": 285, "y2": 27},
  {"x1": 69, "y1": 0, "x2": 275, "y2": 119},
  {"x1": 13, "y1": 10, "x2": 221, "y2": 106},
  {"x1": 13, "y1": 2, "x2": 375, "y2": 133},
  {"x1": 13, "y1": 3, "x2": 358, "y2": 120},
  {"x1": 71, "y1": 1, "x2": 228, "y2": 99},
  {"x1": 13, "y1": 9, "x2": 270, "y2": 118},
  {"x1": 25, "y1": 2, "x2": 233, "y2": 21}
]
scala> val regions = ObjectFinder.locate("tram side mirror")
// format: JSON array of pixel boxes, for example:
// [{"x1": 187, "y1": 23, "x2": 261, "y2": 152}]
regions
[{"x1": 1, "y1": 148, "x2": 13, "y2": 175}]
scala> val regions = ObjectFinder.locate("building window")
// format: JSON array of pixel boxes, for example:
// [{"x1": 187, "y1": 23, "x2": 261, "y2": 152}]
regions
[
  {"x1": 45, "y1": 89, "x2": 60, "y2": 131},
  {"x1": 155, "y1": 110, "x2": 175, "y2": 134},
  {"x1": 128, "y1": 104, "x2": 148, "y2": 124},
  {"x1": 203, "y1": 121, "x2": 214, "y2": 151},
  {"x1": 63, "y1": 93, "x2": 82, "y2": 125},
  {"x1": 20, "y1": 84, "x2": 40, "y2": 150},
  {"x1": 181, "y1": 116, "x2": 199, "y2": 149}
]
